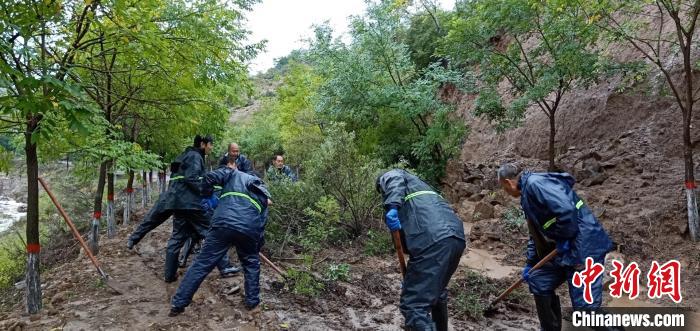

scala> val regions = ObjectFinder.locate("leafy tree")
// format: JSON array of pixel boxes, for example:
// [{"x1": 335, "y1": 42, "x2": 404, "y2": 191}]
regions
[
  {"x1": 310, "y1": 1, "x2": 468, "y2": 184},
  {"x1": 273, "y1": 61, "x2": 324, "y2": 166},
  {"x1": 0, "y1": 0, "x2": 261, "y2": 312},
  {"x1": 304, "y1": 125, "x2": 383, "y2": 237},
  {"x1": 404, "y1": 4, "x2": 450, "y2": 70},
  {"x1": 582, "y1": 0, "x2": 700, "y2": 240},
  {"x1": 70, "y1": 0, "x2": 261, "y2": 251},
  {"x1": 0, "y1": 0, "x2": 101, "y2": 313},
  {"x1": 441, "y1": 0, "x2": 609, "y2": 171}
]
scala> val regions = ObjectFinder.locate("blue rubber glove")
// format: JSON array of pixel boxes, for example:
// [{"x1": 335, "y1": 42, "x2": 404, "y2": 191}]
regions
[
  {"x1": 200, "y1": 196, "x2": 219, "y2": 211},
  {"x1": 208, "y1": 195, "x2": 219, "y2": 209},
  {"x1": 556, "y1": 240, "x2": 571, "y2": 254},
  {"x1": 200, "y1": 198, "x2": 211, "y2": 211},
  {"x1": 522, "y1": 265, "x2": 532, "y2": 282},
  {"x1": 385, "y1": 208, "x2": 401, "y2": 231}
]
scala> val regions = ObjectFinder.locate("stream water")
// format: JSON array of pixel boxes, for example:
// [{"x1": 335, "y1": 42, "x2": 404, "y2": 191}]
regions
[{"x1": 0, "y1": 197, "x2": 27, "y2": 233}]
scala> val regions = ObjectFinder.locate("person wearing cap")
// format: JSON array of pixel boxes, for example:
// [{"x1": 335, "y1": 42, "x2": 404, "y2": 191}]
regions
[
  {"x1": 126, "y1": 135, "x2": 239, "y2": 281},
  {"x1": 497, "y1": 163, "x2": 617, "y2": 331},
  {"x1": 375, "y1": 169, "x2": 466, "y2": 331}
]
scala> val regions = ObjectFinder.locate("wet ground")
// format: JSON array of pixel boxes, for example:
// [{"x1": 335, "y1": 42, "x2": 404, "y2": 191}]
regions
[
  {"x1": 4, "y1": 215, "x2": 693, "y2": 330},
  {"x1": 0, "y1": 216, "x2": 543, "y2": 330}
]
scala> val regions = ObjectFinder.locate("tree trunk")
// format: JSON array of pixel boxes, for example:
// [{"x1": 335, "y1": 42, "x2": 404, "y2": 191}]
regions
[
  {"x1": 158, "y1": 170, "x2": 166, "y2": 195},
  {"x1": 124, "y1": 170, "x2": 134, "y2": 225},
  {"x1": 684, "y1": 114, "x2": 698, "y2": 240},
  {"x1": 147, "y1": 171, "x2": 152, "y2": 204},
  {"x1": 548, "y1": 113, "x2": 556, "y2": 172},
  {"x1": 24, "y1": 119, "x2": 41, "y2": 314},
  {"x1": 141, "y1": 171, "x2": 147, "y2": 209},
  {"x1": 106, "y1": 162, "x2": 115, "y2": 238},
  {"x1": 680, "y1": 26, "x2": 698, "y2": 241},
  {"x1": 88, "y1": 161, "x2": 108, "y2": 255}
]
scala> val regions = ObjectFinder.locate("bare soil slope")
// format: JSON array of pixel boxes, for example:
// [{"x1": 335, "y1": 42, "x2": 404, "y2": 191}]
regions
[{"x1": 443, "y1": 77, "x2": 700, "y2": 310}]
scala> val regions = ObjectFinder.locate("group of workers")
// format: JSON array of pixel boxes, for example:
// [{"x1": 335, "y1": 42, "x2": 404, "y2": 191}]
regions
[
  {"x1": 126, "y1": 134, "x2": 618, "y2": 331},
  {"x1": 126, "y1": 136, "x2": 293, "y2": 315}
]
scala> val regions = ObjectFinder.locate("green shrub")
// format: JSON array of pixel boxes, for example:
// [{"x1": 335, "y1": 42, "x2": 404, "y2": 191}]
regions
[
  {"x1": 363, "y1": 229, "x2": 393, "y2": 256},
  {"x1": 264, "y1": 179, "x2": 323, "y2": 254},
  {"x1": 324, "y1": 263, "x2": 350, "y2": 282},
  {"x1": 0, "y1": 236, "x2": 24, "y2": 290},
  {"x1": 286, "y1": 268, "x2": 324, "y2": 297},
  {"x1": 501, "y1": 206, "x2": 525, "y2": 232},
  {"x1": 300, "y1": 196, "x2": 343, "y2": 253},
  {"x1": 305, "y1": 126, "x2": 383, "y2": 237}
]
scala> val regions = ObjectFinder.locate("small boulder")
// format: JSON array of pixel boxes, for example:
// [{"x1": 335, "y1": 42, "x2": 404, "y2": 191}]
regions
[
  {"x1": 50, "y1": 291, "x2": 69, "y2": 305},
  {"x1": 587, "y1": 173, "x2": 608, "y2": 186},
  {"x1": 472, "y1": 202, "x2": 495, "y2": 221}
]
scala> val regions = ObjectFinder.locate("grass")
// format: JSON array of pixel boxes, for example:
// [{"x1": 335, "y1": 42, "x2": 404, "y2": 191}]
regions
[
  {"x1": 450, "y1": 270, "x2": 530, "y2": 320},
  {"x1": 286, "y1": 268, "x2": 325, "y2": 297},
  {"x1": 501, "y1": 207, "x2": 526, "y2": 232},
  {"x1": 324, "y1": 263, "x2": 350, "y2": 282},
  {"x1": 0, "y1": 232, "x2": 25, "y2": 290}
]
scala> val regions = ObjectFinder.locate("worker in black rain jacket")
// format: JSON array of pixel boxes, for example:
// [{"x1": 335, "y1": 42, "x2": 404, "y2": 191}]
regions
[
  {"x1": 126, "y1": 135, "x2": 239, "y2": 281},
  {"x1": 376, "y1": 169, "x2": 467, "y2": 331},
  {"x1": 169, "y1": 158, "x2": 271, "y2": 316},
  {"x1": 497, "y1": 163, "x2": 618, "y2": 331}
]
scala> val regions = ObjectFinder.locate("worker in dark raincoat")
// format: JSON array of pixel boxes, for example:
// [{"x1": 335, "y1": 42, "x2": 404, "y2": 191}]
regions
[
  {"x1": 169, "y1": 159, "x2": 271, "y2": 316},
  {"x1": 126, "y1": 135, "x2": 239, "y2": 281},
  {"x1": 497, "y1": 163, "x2": 618, "y2": 331},
  {"x1": 376, "y1": 169, "x2": 467, "y2": 331}
]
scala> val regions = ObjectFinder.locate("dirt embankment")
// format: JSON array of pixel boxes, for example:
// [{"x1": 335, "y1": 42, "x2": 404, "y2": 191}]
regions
[{"x1": 442, "y1": 71, "x2": 700, "y2": 310}]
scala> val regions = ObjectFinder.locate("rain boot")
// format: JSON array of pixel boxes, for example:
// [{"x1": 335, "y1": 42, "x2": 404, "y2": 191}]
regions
[
  {"x1": 431, "y1": 299, "x2": 448, "y2": 331},
  {"x1": 534, "y1": 294, "x2": 562, "y2": 331},
  {"x1": 164, "y1": 252, "x2": 179, "y2": 283},
  {"x1": 179, "y1": 237, "x2": 194, "y2": 268},
  {"x1": 404, "y1": 322, "x2": 437, "y2": 331}
]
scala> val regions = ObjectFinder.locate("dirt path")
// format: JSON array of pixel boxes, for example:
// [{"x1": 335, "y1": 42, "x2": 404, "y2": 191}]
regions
[{"x1": 0, "y1": 218, "x2": 541, "y2": 330}]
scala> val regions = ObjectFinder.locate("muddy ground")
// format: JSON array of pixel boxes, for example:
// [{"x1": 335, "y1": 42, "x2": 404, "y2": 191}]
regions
[
  {"x1": 2, "y1": 203, "x2": 698, "y2": 330},
  {"x1": 0, "y1": 208, "x2": 543, "y2": 330}
]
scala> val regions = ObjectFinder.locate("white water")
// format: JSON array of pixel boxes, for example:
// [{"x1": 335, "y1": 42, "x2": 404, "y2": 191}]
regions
[{"x1": 0, "y1": 197, "x2": 27, "y2": 233}]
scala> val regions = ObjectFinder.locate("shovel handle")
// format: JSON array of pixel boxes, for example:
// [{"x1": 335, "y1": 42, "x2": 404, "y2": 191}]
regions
[
  {"x1": 392, "y1": 231, "x2": 407, "y2": 277},
  {"x1": 488, "y1": 249, "x2": 558, "y2": 308},
  {"x1": 38, "y1": 177, "x2": 107, "y2": 278},
  {"x1": 260, "y1": 252, "x2": 287, "y2": 278}
]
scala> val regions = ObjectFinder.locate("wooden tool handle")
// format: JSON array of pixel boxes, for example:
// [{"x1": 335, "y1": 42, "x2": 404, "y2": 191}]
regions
[
  {"x1": 392, "y1": 231, "x2": 407, "y2": 276},
  {"x1": 488, "y1": 249, "x2": 558, "y2": 308},
  {"x1": 38, "y1": 177, "x2": 106, "y2": 278},
  {"x1": 259, "y1": 252, "x2": 287, "y2": 278}
]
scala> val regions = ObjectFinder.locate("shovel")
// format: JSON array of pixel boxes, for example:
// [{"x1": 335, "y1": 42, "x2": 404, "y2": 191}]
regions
[
  {"x1": 38, "y1": 177, "x2": 125, "y2": 294},
  {"x1": 483, "y1": 249, "x2": 557, "y2": 316}
]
